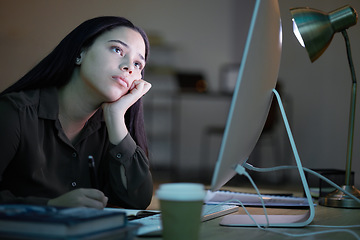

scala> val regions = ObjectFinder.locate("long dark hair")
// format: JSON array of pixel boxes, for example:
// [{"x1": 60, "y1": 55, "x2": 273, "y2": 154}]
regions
[{"x1": 0, "y1": 16, "x2": 150, "y2": 155}]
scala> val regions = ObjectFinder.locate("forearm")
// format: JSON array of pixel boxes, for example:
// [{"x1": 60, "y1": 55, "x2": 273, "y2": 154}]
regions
[
  {"x1": 102, "y1": 79, "x2": 152, "y2": 145},
  {"x1": 108, "y1": 161, "x2": 153, "y2": 209},
  {"x1": 0, "y1": 190, "x2": 49, "y2": 205},
  {"x1": 105, "y1": 134, "x2": 153, "y2": 209},
  {"x1": 103, "y1": 111, "x2": 128, "y2": 145}
]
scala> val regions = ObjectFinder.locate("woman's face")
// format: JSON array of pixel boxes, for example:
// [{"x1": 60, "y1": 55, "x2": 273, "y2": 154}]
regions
[{"x1": 78, "y1": 26, "x2": 146, "y2": 102}]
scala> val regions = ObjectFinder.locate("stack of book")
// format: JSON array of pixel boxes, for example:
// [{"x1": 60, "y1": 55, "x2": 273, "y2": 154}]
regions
[{"x1": 0, "y1": 204, "x2": 139, "y2": 240}]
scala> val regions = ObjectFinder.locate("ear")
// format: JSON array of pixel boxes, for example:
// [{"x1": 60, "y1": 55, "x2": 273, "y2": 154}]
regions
[{"x1": 75, "y1": 51, "x2": 86, "y2": 65}]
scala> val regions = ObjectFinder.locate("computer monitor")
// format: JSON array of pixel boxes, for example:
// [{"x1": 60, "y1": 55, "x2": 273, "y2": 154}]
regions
[
  {"x1": 210, "y1": 0, "x2": 282, "y2": 191},
  {"x1": 209, "y1": 0, "x2": 317, "y2": 227}
]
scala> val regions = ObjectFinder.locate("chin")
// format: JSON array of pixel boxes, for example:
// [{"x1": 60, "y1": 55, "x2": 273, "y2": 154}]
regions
[
  {"x1": 104, "y1": 88, "x2": 127, "y2": 101},
  {"x1": 107, "y1": 94, "x2": 125, "y2": 103}
]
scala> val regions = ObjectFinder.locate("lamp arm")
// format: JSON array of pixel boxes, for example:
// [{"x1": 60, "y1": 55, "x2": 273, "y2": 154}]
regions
[
  {"x1": 342, "y1": 30, "x2": 357, "y2": 85},
  {"x1": 342, "y1": 30, "x2": 357, "y2": 186}
]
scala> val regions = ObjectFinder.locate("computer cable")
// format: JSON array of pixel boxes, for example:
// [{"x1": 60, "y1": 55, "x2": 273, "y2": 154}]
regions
[
  {"x1": 239, "y1": 163, "x2": 360, "y2": 239},
  {"x1": 242, "y1": 163, "x2": 360, "y2": 205}
]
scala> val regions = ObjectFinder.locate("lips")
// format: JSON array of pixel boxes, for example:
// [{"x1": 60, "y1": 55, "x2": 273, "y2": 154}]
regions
[{"x1": 112, "y1": 76, "x2": 128, "y2": 88}]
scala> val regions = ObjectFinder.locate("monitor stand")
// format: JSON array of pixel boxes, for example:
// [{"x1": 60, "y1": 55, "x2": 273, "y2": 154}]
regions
[{"x1": 220, "y1": 88, "x2": 315, "y2": 227}]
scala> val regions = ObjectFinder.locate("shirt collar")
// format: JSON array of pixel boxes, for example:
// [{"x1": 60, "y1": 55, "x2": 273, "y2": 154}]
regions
[{"x1": 38, "y1": 87, "x2": 105, "y2": 124}]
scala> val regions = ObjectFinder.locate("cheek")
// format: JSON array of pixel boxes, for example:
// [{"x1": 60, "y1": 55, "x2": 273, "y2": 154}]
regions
[
  {"x1": 80, "y1": 64, "x2": 101, "y2": 86},
  {"x1": 127, "y1": 72, "x2": 142, "y2": 87},
  {"x1": 132, "y1": 71, "x2": 143, "y2": 81},
  {"x1": 80, "y1": 55, "x2": 100, "y2": 77}
]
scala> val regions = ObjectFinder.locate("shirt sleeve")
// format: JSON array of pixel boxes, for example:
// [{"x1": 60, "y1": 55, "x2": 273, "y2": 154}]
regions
[
  {"x1": 0, "y1": 190, "x2": 50, "y2": 205},
  {"x1": 0, "y1": 97, "x2": 51, "y2": 205},
  {"x1": 0, "y1": 97, "x2": 20, "y2": 176},
  {"x1": 103, "y1": 133, "x2": 153, "y2": 209}
]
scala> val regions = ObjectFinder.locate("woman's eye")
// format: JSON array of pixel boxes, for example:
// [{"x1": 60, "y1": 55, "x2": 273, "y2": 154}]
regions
[
  {"x1": 134, "y1": 62, "x2": 143, "y2": 70},
  {"x1": 111, "y1": 46, "x2": 123, "y2": 55}
]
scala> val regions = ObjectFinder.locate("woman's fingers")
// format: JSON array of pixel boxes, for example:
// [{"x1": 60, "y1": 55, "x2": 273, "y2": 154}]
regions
[{"x1": 48, "y1": 188, "x2": 108, "y2": 209}]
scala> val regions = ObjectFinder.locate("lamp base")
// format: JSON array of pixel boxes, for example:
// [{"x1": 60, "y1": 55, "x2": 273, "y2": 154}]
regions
[{"x1": 318, "y1": 185, "x2": 360, "y2": 208}]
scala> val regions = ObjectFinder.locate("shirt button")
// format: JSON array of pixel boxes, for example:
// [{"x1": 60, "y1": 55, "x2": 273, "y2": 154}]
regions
[
  {"x1": 116, "y1": 153, "x2": 122, "y2": 159},
  {"x1": 71, "y1": 182, "x2": 77, "y2": 187},
  {"x1": 72, "y1": 152, "x2": 77, "y2": 158}
]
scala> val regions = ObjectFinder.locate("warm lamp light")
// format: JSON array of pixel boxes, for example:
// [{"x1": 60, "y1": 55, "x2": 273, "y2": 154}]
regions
[
  {"x1": 290, "y1": 5, "x2": 360, "y2": 208},
  {"x1": 291, "y1": 5, "x2": 357, "y2": 62}
]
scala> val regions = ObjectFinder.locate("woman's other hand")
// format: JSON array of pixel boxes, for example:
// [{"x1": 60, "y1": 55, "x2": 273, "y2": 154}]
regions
[{"x1": 47, "y1": 188, "x2": 108, "y2": 209}]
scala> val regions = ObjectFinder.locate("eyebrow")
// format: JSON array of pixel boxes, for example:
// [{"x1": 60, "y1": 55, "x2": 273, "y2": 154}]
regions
[{"x1": 108, "y1": 40, "x2": 145, "y2": 61}]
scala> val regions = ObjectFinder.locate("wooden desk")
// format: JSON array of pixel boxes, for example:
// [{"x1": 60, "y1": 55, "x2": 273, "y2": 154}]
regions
[
  {"x1": 197, "y1": 206, "x2": 359, "y2": 240},
  {"x1": 137, "y1": 197, "x2": 360, "y2": 240}
]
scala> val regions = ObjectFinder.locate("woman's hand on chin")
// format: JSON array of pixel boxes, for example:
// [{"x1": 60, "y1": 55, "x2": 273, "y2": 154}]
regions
[
  {"x1": 102, "y1": 79, "x2": 151, "y2": 116},
  {"x1": 101, "y1": 79, "x2": 151, "y2": 145}
]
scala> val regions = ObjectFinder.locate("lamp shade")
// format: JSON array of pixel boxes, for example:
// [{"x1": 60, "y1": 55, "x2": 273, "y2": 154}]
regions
[{"x1": 290, "y1": 5, "x2": 357, "y2": 62}]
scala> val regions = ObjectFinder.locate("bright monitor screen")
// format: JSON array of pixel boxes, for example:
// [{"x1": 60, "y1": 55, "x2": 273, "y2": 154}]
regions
[{"x1": 211, "y1": 0, "x2": 282, "y2": 191}]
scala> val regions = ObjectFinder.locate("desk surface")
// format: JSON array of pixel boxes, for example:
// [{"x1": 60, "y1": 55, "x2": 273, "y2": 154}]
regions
[{"x1": 136, "y1": 191, "x2": 360, "y2": 240}]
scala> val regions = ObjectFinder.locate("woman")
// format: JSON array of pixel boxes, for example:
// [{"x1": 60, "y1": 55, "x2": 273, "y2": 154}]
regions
[{"x1": 0, "y1": 16, "x2": 153, "y2": 209}]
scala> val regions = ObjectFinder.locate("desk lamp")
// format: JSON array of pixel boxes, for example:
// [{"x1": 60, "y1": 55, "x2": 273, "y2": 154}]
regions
[{"x1": 290, "y1": 5, "x2": 359, "y2": 208}]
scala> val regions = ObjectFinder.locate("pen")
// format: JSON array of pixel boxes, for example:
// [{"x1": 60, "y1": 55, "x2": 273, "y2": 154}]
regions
[{"x1": 88, "y1": 155, "x2": 99, "y2": 189}]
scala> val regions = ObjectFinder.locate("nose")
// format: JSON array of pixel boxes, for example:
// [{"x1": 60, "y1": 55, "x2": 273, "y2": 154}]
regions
[
  {"x1": 120, "y1": 57, "x2": 133, "y2": 74},
  {"x1": 121, "y1": 66, "x2": 133, "y2": 74}
]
